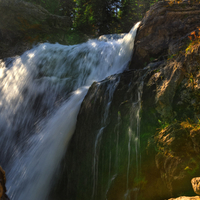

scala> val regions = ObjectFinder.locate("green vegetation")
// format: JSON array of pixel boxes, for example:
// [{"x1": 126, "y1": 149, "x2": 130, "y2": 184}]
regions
[
  {"x1": 184, "y1": 158, "x2": 199, "y2": 176},
  {"x1": 185, "y1": 29, "x2": 200, "y2": 54},
  {"x1": 23, "y1": 0, "x2": 161, "y2": 43},
  {"x1": 158, "y1": 119, "x2": 169, "y2": 129}
]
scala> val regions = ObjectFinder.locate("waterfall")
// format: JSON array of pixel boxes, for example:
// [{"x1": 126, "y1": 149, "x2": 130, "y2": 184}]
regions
[
  {"x1": 92, "y1": 77, "x2": 120, "y2": 199},
  {"x1": 0, "y1": 22, "x2": 140, "y2": 200},
  {"x1": 124, "y1": 81, "x2": 143, "y2": 200}
]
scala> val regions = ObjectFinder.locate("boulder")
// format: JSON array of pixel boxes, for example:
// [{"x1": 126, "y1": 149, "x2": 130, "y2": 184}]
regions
[
  {"x1": 191, "y1": 178, "x2": 200, "y2": 195},
  {"x1": 130, "y1": 1, "x2": 200, "y2": 69}
]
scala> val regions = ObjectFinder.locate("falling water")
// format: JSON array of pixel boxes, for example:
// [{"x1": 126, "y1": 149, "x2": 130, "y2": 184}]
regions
[
  {"x1": 92, "y1": 77, "x2": 120, "y2": 198},
  {"x1": 124, "y1": 80, "x2": 144, "y2": 200},
  {"x1": 0, "y1": 22, "x2": 141, "y2": 200}
]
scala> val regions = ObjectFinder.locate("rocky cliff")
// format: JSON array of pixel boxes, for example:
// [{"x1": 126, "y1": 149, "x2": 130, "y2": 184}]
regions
[
  {"x1": 130, "y1": 0, "x2": 200, "y2": 70},
  {"x1": 51, "y1": 1, "x2": 200, "y2": 200},
  {"x1": 0, "y1": 0, "x2": 71, "y2": 59}
]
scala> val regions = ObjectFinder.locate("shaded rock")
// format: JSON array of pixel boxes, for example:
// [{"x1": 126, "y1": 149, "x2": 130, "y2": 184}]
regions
[
  {"x1": 143, "y1": 22, "x2": 200, "y2": 120},
  {"x1": 190, "y1": 129, "x2": 200, "y2": 154},
  {"x1": 155, "y1": 60, "x2": 184, "y2": 119},
  {"x1": 0, "y1": 166, "x2": 9, "y2": 200},
  {"x1": 148, "y1": 38, "x2": 200, "y2": 195},
  {"x1": 0, "y1": 0, "x2": 72, "y2": 59},
  {"x1": 154, "y1": 122, "x2": 200, "y2": 198},
  {"x1": 130, "y1": 1, "x2": 200, "y2": 69},
  {"x1": 191, "y1": 178, "x2": 200, "y2": 195}
]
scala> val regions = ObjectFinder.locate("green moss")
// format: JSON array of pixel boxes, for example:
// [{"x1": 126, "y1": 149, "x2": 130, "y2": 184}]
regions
[{"x1": 184, "y1": 163, "x2": 199, "y2": 176}]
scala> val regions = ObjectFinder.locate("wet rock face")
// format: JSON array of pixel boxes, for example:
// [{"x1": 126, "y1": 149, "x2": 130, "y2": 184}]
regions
[
  {"x1": 53, "y1": 71, "x2": 146, "y2": 200},
  {"x1": 0, "y1": 0, "x2": 71, "y2": 59},
  {"x1": 130, "y1": 1, "x2": 200, "y2": 69}
]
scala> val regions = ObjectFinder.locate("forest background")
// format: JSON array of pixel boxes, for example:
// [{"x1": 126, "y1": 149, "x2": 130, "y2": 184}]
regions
[{"x1": 23, "y1": 0, "x2": 161, "y2": 44}]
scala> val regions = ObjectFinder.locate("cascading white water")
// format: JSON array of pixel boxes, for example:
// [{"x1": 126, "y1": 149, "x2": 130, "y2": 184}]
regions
[{"x1": 0, "y1": 22, "x2": 140, "y2": 200}]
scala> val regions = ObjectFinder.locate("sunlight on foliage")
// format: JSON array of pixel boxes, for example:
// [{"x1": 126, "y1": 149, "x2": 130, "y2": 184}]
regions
[
  {"x1": 180, "y1": 118, "x2": 200, "y2": 130},
  {"x1": 186, "y1": 28, "x2": 200, "y2": 54},
  {"x1": 158, "y1": 119, "x2": 169, "y2": 129}
]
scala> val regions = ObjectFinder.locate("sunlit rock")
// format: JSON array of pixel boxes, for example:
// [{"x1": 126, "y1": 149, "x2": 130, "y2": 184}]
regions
[
  {"x1": 130, "y1": 1, "x2": 200, "y2": 69},
  {"x1": 169, "y1": 196, "x2": 200, "y2": 200},
  {"x1": 191, "y1": 178, "x2": 200, "y2": 195}
]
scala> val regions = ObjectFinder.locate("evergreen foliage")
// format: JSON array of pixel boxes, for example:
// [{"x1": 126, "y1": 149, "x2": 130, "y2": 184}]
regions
[{"x1": 23, "y1": 0, "x2": 161, "y2": 38}]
